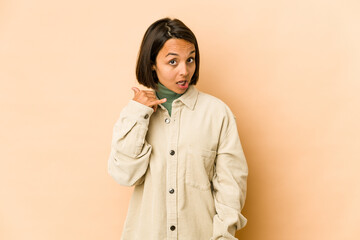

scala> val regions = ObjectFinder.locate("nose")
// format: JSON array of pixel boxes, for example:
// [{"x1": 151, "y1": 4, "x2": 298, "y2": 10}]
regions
[{"x1": 179, "y1": 62, "x2": 189, "y2": 77}]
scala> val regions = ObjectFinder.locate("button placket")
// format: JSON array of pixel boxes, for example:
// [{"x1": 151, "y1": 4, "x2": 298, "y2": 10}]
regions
[{"x1": 166, "y1": 104, "x2": 182, "y2": 239}]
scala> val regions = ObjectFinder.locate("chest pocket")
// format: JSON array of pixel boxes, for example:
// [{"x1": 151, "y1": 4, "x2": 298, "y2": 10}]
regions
[{"x1": 185, "y1": 146, "x2": 217, "y2": 191}]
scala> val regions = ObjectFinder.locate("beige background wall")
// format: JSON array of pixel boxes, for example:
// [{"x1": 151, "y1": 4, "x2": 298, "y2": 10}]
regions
[{"x1": 1, "y1": 0, "x2": 359, "y2": 239}]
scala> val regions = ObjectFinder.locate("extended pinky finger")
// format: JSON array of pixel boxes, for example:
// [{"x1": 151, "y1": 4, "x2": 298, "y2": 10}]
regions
[{"x1": 156, "y1": 98, "x2": 167, "y2": 104}]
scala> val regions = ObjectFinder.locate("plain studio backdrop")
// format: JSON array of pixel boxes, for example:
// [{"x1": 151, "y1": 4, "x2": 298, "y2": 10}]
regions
[{"x1": 0, "y1": 0, "x2": 359, "y2": 239}]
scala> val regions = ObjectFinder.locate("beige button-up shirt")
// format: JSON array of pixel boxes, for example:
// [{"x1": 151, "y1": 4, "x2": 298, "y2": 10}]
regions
[{"x1": 108, "y1": 85, "x2": 248, "y2": 240}]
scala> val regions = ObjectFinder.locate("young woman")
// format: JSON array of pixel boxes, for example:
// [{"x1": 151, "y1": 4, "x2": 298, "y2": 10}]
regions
[{"x1": 108, "y1": 18, "x2": 248, "y2": 240}]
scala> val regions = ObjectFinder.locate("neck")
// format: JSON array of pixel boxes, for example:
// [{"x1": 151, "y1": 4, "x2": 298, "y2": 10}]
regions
[{"x1": 155, "y1": 83, "x2": 183, "y2": 116}]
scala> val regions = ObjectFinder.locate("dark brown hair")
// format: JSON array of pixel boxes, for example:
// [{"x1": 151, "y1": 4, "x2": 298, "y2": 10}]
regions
[{"x1": 136, "y1": 18, "x2": 200, "y2": 90}]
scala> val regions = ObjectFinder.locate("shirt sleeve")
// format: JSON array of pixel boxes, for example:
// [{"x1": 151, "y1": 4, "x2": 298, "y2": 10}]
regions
[
  {"x1": 108, "y1": 100, "x2": 154, "y2": 186},
  {"x1": 211, "y1": 108, "x2": 248, "y2": 240}
]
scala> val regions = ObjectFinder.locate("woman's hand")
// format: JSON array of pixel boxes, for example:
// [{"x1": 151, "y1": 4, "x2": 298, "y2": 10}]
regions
[{"x1": 131, "y1": 87, "x2": 167, "y2": 112}]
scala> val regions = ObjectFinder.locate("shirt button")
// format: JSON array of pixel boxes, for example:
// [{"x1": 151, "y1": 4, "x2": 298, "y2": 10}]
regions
[
  {"x1": 169, "y1": 150, "x2": 175, "y2": 156},
  {"x1": 170, "y1": 225, "x2": 176, "y2": 231},
  {"x1": 144, "y1": 114, "x2": 149, "y2": 119},
  {"x1": 165, "y1": 118, "x2": 170, "y2": 124},
  {"x1": 169, "y1": 188, "x2": 175, "y2": 194}
]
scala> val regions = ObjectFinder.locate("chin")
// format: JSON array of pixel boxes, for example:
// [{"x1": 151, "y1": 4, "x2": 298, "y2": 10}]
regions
[{"x1": 174, "y1": 88, "x2": 187, "y2": 94}]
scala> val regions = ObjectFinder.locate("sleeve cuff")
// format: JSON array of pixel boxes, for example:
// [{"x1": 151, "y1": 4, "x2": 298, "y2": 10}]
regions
[{"x1": 121, "y1": 100, "x2": 155, "y2": 125}]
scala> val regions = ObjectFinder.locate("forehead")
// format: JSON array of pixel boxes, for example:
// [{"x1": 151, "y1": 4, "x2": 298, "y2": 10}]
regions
[{"x1": 158, "y1": 38, "x2": 195, "y2": 56}]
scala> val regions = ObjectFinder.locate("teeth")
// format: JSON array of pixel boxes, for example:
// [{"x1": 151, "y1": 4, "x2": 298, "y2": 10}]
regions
[{"x1": 177, "y1": 81, "x2": 186, "y2": 85}]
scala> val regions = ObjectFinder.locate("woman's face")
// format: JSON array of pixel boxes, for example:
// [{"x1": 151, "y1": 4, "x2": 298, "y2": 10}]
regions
[{"x1": 153, "y1": 38, "x2": 196, "y2": 94}]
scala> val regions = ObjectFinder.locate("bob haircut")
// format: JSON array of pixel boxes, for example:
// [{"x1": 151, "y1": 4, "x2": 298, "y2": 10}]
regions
[{"x1": 136, "y1": 18, "x2": 200, "y2": 90}]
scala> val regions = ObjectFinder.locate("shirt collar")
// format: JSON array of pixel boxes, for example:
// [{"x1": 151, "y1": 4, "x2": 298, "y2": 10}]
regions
[{"x1": 176, "y1": 85, "x2": 198, "y2": 110}]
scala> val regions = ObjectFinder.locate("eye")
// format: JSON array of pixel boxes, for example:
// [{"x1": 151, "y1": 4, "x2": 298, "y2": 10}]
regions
[
  {"x1": 187, "y1": 57, "x2": 194, "y2": 63},
  {"x1": 169, "y1": 59, "x2": 177, "y2": 65}
]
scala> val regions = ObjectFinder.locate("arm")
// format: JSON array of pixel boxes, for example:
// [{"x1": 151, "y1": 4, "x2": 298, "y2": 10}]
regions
[
  {"x1": 107, "y1": 100, "x2": 154, "y2": 186},
  {"x1": 211, "y1": 110, "x2": 248, "y2": 239},
  {"x1": 108, "y1": 88, "x2": 166, "y2": 186}
]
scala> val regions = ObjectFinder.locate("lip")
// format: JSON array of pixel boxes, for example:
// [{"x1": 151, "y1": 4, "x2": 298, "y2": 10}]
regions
[
  {"x1": 176, "y1": 80, "x2": 189, "y2": 90},
  {"x1": 176, "y1": 79, "x2": 187, "y2": 83}
]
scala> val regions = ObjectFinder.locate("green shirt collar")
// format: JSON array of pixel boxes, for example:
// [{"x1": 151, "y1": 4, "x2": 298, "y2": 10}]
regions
[{"x1": 155, "y1": 83, "x2": 183, "y2": 116}]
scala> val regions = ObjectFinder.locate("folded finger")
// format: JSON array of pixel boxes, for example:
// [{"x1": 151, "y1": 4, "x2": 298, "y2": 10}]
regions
[
  {"x1": 145, "y1": 91, "x2": 157, "y2": 98},
  {"x1": 150, "y1": 98, "x2": 167, "y2": 106}
]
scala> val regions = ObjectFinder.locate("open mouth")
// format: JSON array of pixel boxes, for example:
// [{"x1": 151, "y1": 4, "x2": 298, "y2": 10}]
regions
[{"x1": 176, "y1": 80, "x2": 187, "y2": 86}]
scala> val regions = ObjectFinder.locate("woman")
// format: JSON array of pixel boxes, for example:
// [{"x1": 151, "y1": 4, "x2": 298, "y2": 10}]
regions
[{"x1": 108, "y1": 18, "x2": 248, "y2": 240}]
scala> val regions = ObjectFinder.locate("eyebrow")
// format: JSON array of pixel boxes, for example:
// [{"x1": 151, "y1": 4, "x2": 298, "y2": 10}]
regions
[{"x1": 165, "y1": 50, "x2": 196, "y2": 57}]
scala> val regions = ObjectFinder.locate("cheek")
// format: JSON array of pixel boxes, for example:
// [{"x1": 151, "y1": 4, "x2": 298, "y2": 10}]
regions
[
  {"x1": 190, "y1": 65, "x2": 196, "y2": 75},
  {"x1": 167, "y1": 68, "x2": 178, "y2": 76},
  {"x1": 157, "y1": 67, "x2": 175, "y2": 80}
]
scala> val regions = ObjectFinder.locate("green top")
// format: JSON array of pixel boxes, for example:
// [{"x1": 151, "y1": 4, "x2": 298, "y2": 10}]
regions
[{"x1": 156, "y1": 82, "x2": 183, "y2": 116}]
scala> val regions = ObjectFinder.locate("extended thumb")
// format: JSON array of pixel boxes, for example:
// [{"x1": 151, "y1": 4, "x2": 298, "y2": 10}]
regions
[{"x1": 131, "y1": 87, "x2": 140, "y2": 94}]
